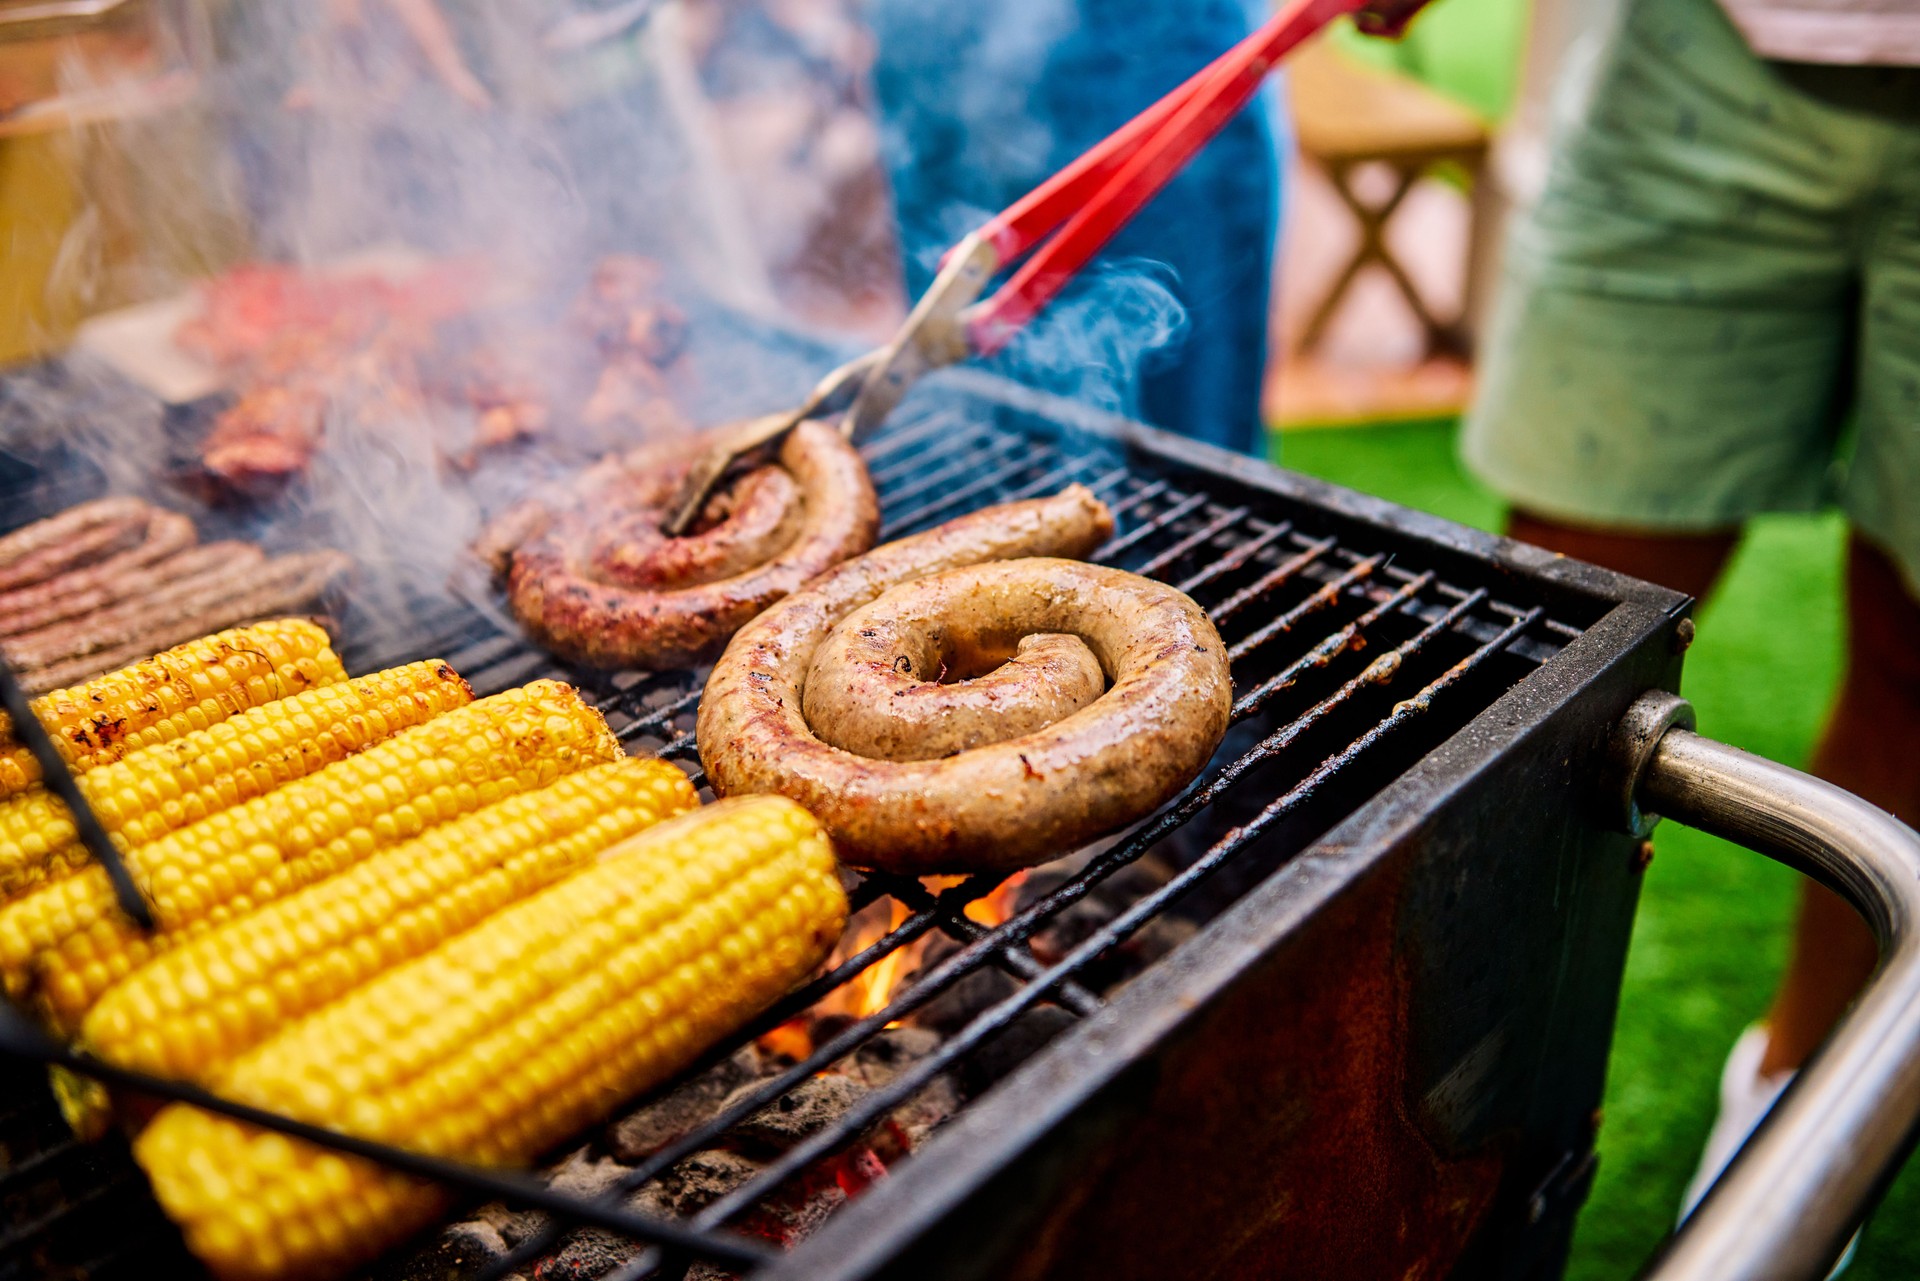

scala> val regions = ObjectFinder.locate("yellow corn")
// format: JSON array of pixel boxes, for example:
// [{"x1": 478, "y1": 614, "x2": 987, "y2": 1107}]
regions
[
  {"x1": 86, "y1": 757, "x2": 699, "y2": 1081},
  {"x1": 0, "y1": 679, "x2": 619, "y2": 1033},
  {"x1": 0, "y1": 661, "x2": 474, "y2": 903},
  {"x1": 0, "y1": 621, "x2": 344, "y2": 800},
  {"x1": 135, "y1": 796, "x2": 847, "y2": 1281}
]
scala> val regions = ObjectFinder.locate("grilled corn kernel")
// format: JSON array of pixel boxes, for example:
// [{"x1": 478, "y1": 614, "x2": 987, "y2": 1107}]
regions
[
  {"x1": 135, "y1": 796, "x2": 847, "y2": 1281},
  {"x1": 0, "y1": 620, "x2": 344, "y2": 799},
  {"x1": 0, "y1": 661, "x2": 473, "y2": 902},
  {"x1": 86, "y1": 757, "x2": 698, "y2": 1080},
  {"x1": 0, "y1": 680, "x2": 619, "y2": 1033}
]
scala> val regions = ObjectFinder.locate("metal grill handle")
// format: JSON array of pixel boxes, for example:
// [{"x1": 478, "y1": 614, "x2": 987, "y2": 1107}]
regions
[{"x1": 1617, "y1": 692, "x2": 1920, "y2": 1281}]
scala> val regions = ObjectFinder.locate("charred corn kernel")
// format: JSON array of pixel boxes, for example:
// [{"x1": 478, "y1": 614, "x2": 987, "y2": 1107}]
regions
[
  {"x1": 86, "y1": 757, "x2": 698, "y2": 1080},
  {"x1": 0, "y1": 680, "x2": 619, "y2": 1033},
  {"x1": 135, "y1": 796, "x2": 846, "y2": 1281},
  {"x1": 0, "y1": 662, "x2": 473, "y2": 903},
  {"x1": 0, "y1": 621, "x2": 344, "y2": 800}
]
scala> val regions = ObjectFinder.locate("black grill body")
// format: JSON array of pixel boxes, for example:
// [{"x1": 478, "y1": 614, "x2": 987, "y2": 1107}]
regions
[
  {"x1": 0, "y1": 354, "x2": 1689, "y2": 1281},
  {"x1": 759, "y1": 377, "x2": 1688, "y2": 1281}
]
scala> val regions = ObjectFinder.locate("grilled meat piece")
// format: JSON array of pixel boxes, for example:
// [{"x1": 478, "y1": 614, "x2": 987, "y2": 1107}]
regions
[
  {"x1": 486, "y1": 419, "x2": 878, "y2": 669},
  {"x1": 0, "y1": 540, "x2": 255, "y2": 640},
  {"x1": 698, "y1": 486, "x2": 1233, "y2": 874},
  {"x1": 0, "y1": 498, "x2": 156, "y2": 594},
  {"x1": 5, "y1": 550, "x2": 352, "y2": 695}
]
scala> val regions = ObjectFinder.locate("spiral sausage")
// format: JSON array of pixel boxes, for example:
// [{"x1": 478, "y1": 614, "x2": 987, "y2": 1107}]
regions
[
  {"x1": 697, "y1": 486, "x2": 1233, "y2": 874},
  {"x1": 483, "y1": 420, "x2": 878, "y2": 670}
]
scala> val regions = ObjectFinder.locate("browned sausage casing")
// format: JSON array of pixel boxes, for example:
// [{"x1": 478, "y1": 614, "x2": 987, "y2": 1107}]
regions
[
  {"x1": 0, "y1": 498, "x2": 155, "y2": 593},
  {"x1": 485, "y1": 420, "x2": 878, "y2": 670},
  {"x1": 697, "y1": 486, "x2": 1233, "y2": 874}
]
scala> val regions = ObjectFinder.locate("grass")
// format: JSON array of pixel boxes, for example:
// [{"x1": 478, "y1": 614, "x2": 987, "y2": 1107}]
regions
[{"x1": 1276, "y1": 419, "x2": 1918, "y2": 1279}]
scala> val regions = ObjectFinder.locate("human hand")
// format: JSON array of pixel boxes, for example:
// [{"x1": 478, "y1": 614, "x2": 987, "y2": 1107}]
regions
[{"x1": 1353, "y1": 0, "x2": 1434, "y2": 37}]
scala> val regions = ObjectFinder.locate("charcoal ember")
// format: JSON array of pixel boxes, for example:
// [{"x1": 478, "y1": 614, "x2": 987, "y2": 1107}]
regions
[
  {"x1": 728, "y1": 1073, "x2": 868, "y2": 1154},
  {"x1": 644, "y1": 1149, "x2": 763, "y2": 1218},
  {"x1": 540, "y1": 1149, "x2": 768, "y2": 1280},
  {"x1": 548, "y1": 1150, "x2": 630, "y2": 1200},
  {"x1": 373, "y1": 1219, "x2": 510, "y2": 1281},
  {"x1": 902, "y1": 934, "x2": 1019, "y2": 1034},
  {"x1": 956, "y1": 1006, "x2": 1076, "y2": 1096},
  {"x1": 841, "y1": 1026, "x2": 939, "y2": 1088},
  {"x1": 833, "y1": 1026, "x2": 959, "y2": 1158},
  {"x1": 1021, "y1": 856, "x2": 1193, "y2": 984},
  {"x1": 474, "y1": 1198, "x2": 546, "y2": 1248},
  {"x1": 533, "y1": 1229, "x2": 641, "y2": 1280},
  {"x1": 608, "y1": 1047, "x2": 772, "y2": 1162}
]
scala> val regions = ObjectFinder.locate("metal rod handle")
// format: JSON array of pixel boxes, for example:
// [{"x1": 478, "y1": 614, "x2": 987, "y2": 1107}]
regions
[{"x1": 1620, "y1": 693, "x2": 1920, "y2": 1280}]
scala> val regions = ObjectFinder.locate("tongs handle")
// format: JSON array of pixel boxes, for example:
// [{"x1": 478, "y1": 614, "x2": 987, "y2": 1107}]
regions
[
  {"x1": 663, "y1": 0, "x2": 1371, "y2": 535},
  {"x1": 963, "y1": 0, "x2": 1368, "y2": 354}
]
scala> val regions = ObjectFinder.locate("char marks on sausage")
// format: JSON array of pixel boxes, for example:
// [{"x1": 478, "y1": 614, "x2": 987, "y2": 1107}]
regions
[{"x1": 486, "y1": 419, "x2": 879, "y2": 670}]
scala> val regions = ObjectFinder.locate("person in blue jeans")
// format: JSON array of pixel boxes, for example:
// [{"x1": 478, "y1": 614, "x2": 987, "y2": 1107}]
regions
[{"x1": 866, "y1": 0, "x2": 1288, "y2": 458}]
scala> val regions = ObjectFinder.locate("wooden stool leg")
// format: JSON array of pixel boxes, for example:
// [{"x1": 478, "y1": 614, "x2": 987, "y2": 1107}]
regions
[
  {"x1": 1295, "y1": 159, "x2": 1425, "y2": 354},
  {"x1": 1297, "y1": 160, "x2": 1382, "y2": 353}
]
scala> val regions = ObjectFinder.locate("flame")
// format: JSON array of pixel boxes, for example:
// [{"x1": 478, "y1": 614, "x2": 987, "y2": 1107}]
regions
[
  {"x1": 761, "y1": 870, "x2": 1034, "y2": 1058},
  {"x1": 847, "y1": 898, "x2": 913, "y2": 1021},
  {"x1": 965, "y1": 870, "x2": 1030, "y2": 929}
]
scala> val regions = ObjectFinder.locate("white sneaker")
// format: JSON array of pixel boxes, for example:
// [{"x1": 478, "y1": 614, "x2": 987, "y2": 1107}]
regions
[{"x1": 1679, "y1": 1023, "x2": 1858, "y2": 1276}]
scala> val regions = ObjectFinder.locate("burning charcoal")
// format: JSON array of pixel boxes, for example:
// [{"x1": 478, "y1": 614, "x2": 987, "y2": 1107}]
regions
[
  {"x1": 548, "y1": 1150, "x2": 631, "y2": 1201},
  {"x1": 374, "y1": 1219, "x2": 511, "y2": 1281},
  {"x1": 608, "y1": 1046, "x2": 772, "y2": 1162},
  {"x1": 728, "y1": 1074, "x2": 869, "y2": 1154},
  {"x1": 475, "y1": 1197, "x2": 546, "y2": 1248},
  {"x1": 1021, "y1": 856, "x2": 1196, "y2": 986},
  {"x1": 957, "y1": 1006, "x2": 1078, "y2": 1097},
  {"x1": 536, "y1": 1228, "x2": 642, "y2": 1280},
  {"x1": 843, "y1": 1026, "x2": 940, "y2": 1087},
  {"x1": 902, "y1": 933, "x2": 1020, "y2": 1034},
  {"x1": 647, "y1": 1149, "x2": 764, "y2": 1218}
]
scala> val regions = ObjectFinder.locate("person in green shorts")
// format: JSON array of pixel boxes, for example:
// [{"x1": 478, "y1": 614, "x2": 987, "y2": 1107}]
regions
[{"x1": 1463, "y1": 0, "x2": 1920, "y2": 1249}]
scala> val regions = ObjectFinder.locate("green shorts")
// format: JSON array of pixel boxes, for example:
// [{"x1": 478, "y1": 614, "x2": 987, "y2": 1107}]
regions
[{"x1": 1461, "y1": 0, "x2": 1920, "y2": 595}]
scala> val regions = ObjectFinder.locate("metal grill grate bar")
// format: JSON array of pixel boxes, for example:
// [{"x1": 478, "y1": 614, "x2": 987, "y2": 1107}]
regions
[
  {"x1": 666, "y1": 592, "x2": 1542, "y2": 1250},
  {"x1": 0, "y1": 370, "x2": 1594, "y2": 1281}
]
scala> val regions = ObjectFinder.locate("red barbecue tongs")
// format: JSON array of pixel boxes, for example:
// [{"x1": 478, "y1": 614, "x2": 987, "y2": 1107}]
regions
[{"x1": 663, "y1": 0, "x2": 1426, "y2": 534}]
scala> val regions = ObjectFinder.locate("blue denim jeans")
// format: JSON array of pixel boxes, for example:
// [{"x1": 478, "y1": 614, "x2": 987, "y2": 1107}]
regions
[{"x1": 867, "y1": 0, "x2": 1284, "y2": 456}]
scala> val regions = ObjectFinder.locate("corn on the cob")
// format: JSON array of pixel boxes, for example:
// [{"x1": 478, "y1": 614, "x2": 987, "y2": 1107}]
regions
[
  {"x1": 134, "y1": 796, "x2": 847, "y2": 1281},
  {"x1": 0, "y1": 620, "x2": 344, "y2": 799},
  {"x1": 86, "y1": 757, "x2": 698, "y2": 1081},
  {"x1": 0, "y1": 661, "x2": 474, "y2": 903},
  {"x1": 0, "y1": 679, "x2": 619, "y2": 1033}
]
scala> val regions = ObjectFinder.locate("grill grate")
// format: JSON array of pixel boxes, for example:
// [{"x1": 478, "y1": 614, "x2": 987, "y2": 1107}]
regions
[{"x1": 0, "y1": 369, "x2": 1594, "y2": 1281}]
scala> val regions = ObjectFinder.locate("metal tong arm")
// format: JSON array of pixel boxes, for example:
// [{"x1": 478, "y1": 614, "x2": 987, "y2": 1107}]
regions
[
  {"x1": 657, "y1": 349, "x2": 882, "y2": 536},
  {"x1": 663, "y1": 0, "x2": 1364, "y2": 533},
  {"x1": 0, "y1": 650, "x2": 151, "y2": 928},
  {"x1": 962, "y1": 0, "x2": 1367, "y2": 354},
  {"x1": 1617, "y1": 692, "x2": 1920, "y2": 1280}
]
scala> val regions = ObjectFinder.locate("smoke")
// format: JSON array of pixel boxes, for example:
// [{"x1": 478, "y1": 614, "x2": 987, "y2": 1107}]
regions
[
  {"x1": 992, "y1": 259, "x2": 1190, "y2": 424},
  {"x1": 866, "y1": 0, "x2": 1200, "y2": 430},
  {"x1": 27, "y1": 0, "x2": 1204, "y2": 645}
]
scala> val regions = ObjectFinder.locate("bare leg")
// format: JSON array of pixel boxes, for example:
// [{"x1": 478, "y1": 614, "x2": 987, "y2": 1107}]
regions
[
  {"x1": 1508, "y1": 516, "x2": 1920, "y2": 1073},
  {"x1": 1759, "y1": 536, "x2": 1920, "y2": 1075},
  {"x1": 1506, "y1": 511, "x2": 1738, "y2": 602}
]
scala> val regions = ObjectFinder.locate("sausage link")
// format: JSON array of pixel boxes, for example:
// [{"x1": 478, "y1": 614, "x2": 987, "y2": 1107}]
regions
[
  {"x1": 804, "y1": 613, "x2": 1105, "y2": 761},
  {"x1": 491, "y1": 419, "x2": 878, "y2": 669},
  {"x1": 0, "y1": 511, "x2": 200, "y2": 637},
  {"x1": 0, "y1": 498, "x2": 156, "y2": 593},
  {"x1": 3, "y1": 550, "x2": 343, "y2": 685},
  {"x1": 698, "y1": 486, "x2": 1232, "y2": 874}
]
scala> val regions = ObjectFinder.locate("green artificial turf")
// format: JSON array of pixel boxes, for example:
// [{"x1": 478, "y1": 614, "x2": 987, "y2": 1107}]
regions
[{"x1": 1276, "y1": 419, "x2": 1918, "y2": 1279}]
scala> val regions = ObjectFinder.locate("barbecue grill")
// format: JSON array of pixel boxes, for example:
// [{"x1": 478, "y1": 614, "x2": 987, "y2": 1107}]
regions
[{"x1": 0, "y1": 357, "x2": 1915, "y2": 1281}]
